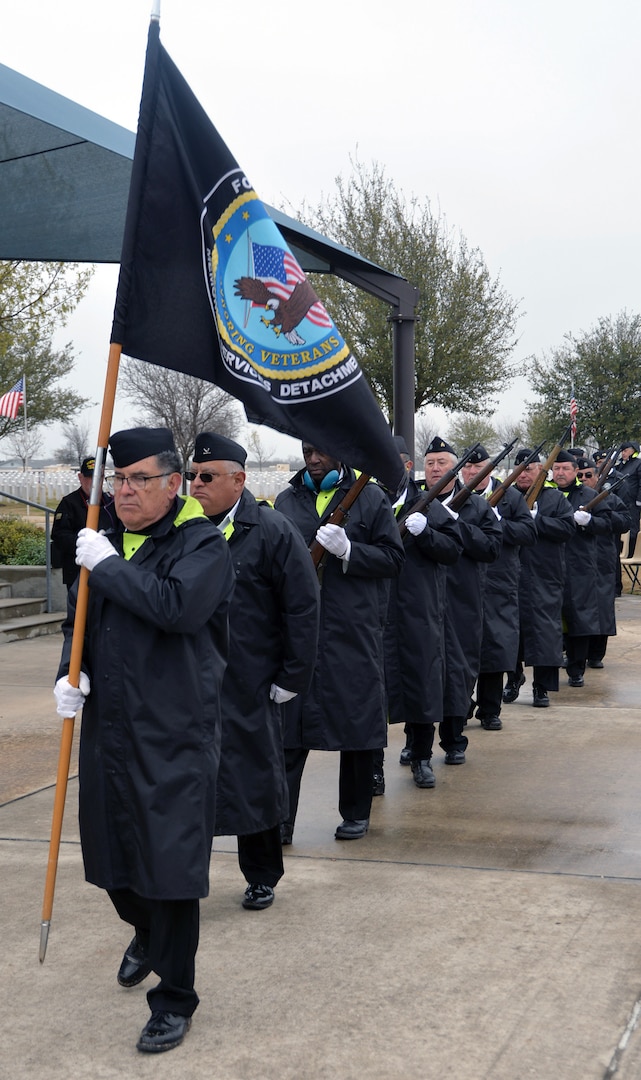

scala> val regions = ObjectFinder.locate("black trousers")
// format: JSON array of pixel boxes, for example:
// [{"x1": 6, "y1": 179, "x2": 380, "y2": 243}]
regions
[
  {"x1": 588, "y1": 634, "x2": 608, "y2": 663},
  {"x1": 108, "y1": 888, "x2": 200, "y2": 1016},
  {"x1": 439, "y1": 715, "x2": 468, "y2": 752},
  {"x1": 565, "y1": 634, "x2": 590, "y2": 679},
  {"x1": 476, "y1": 671, "x2": 504, "y2": 719},
  {"x1": 237, "y1": 826, "x2": 284, "y2": 888},
  {"x1": 284, "y1": 746, "x2": 374, "y2": 826}
]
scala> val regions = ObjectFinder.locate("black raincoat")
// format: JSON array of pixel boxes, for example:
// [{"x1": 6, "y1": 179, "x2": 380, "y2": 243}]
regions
[
  {"x1": 441, "y1": 488, "x2": 502, "y2": 716},
  {"x1": 57, "y1": 495, "x2": 234, "y2": 900},
  {"x1": 275, "y1": 467, "x2": 404, "y2": 751},
  {"x1": 560, "y1": 481, "x2": 612, "y2": 635},
  {"x1": 214, "y1": 488, "x2": 320, "y2": 836},
  {"x1": 517, "y1": 485, "x2": 575, "y2": 667},
  {"x1": 384, "y1": 482, "x2": 462, "y2": 726}
]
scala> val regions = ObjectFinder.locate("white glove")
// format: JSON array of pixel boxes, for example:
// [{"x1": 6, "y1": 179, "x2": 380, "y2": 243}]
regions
[
  {"x1": 315, "y1": 523, "x2": 351, "y2": 560},
  {"x1": 491, "y1": 505, "x2": 502, "y2": 520},
  {"x1": 574, "y1": 510, "x2": 592, "y2": 527},
  {"x1": 531, "y1": 503, "x2": 538, "y2": 518},
  {"x1": 54, "y1": 672, "x2": 91, "y2": 717},
  {"x1": 269, "y1": 683, "x2": 298, "y2": 704},
  {"x1": 405, "y1": 512, "x2": 427, "y2": 536},
  {"x1": 75, "y1": 528, "x2": 118, "y2": 571}
]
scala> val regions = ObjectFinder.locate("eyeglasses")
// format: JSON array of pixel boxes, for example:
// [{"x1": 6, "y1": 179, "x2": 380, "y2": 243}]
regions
[
  {"x1": 577, "y1": 471, "x2": 594, "y2": 479},
  {"x1": 184, "y1": 470, "x2": 236, "y2": 484},
  {"x1": 107, "y1": 472, "x2": 172, "y2": 491}
]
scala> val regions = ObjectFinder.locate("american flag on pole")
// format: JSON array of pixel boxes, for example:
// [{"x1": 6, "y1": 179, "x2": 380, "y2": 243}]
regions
[
  {"x1": 569, "y1": 384, "x2": 578, "y2": 442},
  {"x1": 0, "y1": 377, "x2": 25, "y2": 420}
]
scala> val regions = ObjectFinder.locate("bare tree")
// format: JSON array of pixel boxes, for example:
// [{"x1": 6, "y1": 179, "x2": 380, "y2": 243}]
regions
[
  {"x1": 246, "y1": 429, "x2": 277, "y2": 471},
  {"x1": 8, "y1": 427, "x2": 43, "y2": 469},
  {"x1": 414, "y1": 408, "x2": 446, "y2": 461},
  {"x1": 119, "y1": 359, "x2": 242, "y2": 467},
  {"x1": 446, "y1": 413, "x2": 498, "y2": 455},
  {"x1": 54, "y1": 420, "x2": 92, "y2": 466}
]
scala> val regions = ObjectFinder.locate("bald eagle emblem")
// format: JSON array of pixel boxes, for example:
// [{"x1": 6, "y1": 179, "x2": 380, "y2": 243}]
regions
[{"x1": 233, "y1": 275, "x2": 320, "y2": 345}]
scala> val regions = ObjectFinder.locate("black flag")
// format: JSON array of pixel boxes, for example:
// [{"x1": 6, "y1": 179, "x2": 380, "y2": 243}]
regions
[{"x1": 111, "y1": 20, "x2": 404, "y2": 491}]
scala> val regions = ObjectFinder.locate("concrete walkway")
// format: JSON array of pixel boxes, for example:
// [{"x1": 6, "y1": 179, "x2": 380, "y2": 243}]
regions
[{"x1": 2, "y1": 603, "x2": 641, "y2": 1079}]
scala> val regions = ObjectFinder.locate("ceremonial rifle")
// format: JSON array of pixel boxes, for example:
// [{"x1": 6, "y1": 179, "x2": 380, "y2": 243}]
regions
[
  {"x1": 309, "y1": 471, "x2": 371, "y2": 569},
  {"x1": 448, "y1": 438, "x2": 519, "y2": 513},
  {"x1": 524, "y1": 424, "x2": 573, "y2": 509},
  {"x1": 487, "y1": 441, "x2": 546, "y2": 508},
  {"x1": 580, "y1": 476, "x2": 626, "y2": 513},
  {"x1": 595, "y1": 444, "x2": 623, "y2": 492},
  {"x1": 397, "y1": 443, "x2": 482, "y2": 538}
]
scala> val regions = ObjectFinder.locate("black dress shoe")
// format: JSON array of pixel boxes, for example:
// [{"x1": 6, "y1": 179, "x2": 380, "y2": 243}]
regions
[
  {"x1": 372, "y1": 771, "x2": 385, "y2": 796},
  {"x1": 587, "y1": 660, "x2": 604, "y2": 669},
  {"x1": 242, "y1": 883, "x2": 275, "y2": 910},
  {"x1": 532, "y1": 685, "x2": 550, "y2": 708},
  {"x1": 117, "y1": 935, "x2": 153, "y2": 988},
  {"x1": 335, "y1": 818, "x2": 369, "y2": 840},
  {"x1": 411, "y1": 759, "x2": 436, "y2": 788},
  {"x1": 479, "y1": 716, "x2": 502, "y2": 730},
  {"x1": 444, "y1": 749, "x2": 466, "y2": 765},
  {"x1": 280, "y1": 823, "x2": 293, "y2": 846},
  {"x1": 136, "y1": 1011, "x2": 191, "y2": 1053},
  {"x1": 568, "y1": 675, "x2": 584, "y2": 687},
  {"x1": 502, "y1": 673, "x2": 526, "y2": 703},
  {"x1": 399, "y1": 745, "x2": 412, "y2": 766}
]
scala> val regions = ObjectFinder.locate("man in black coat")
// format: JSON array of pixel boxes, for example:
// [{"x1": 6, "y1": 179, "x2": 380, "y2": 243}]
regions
[
  {"x1": 54, "y1": 428, "x2": 234, "y2": 1054},
  {"x1": 575, "y1": 456, "x2": 631, "y2": 668},
  {"x1": 617, "y1": 441, "x2": 641, "y2": 557},
  {"x1": 460, "y1": 446, "x2": 537, "y2": 731},
  {"x1": 188, "y1": 432, "x2": 320, "y2": 910},
  {"x1": 275, "y1": 443, "x2": 404, "y2": 842},
  {"x1": 551, "y1": 450, "x2": 612, "y2": 686},
  {"x1": 423, "y1": 438, "x2": 502, "y2": 765},
  {"x1": 50, "y1": 455, "x2": 115, "y2": 588},
  {"x1": 504, "y1": 449, "x2": 576, "y2": 708},
  {"x1": 383, "y1": 436, "x2": 462, "y2": 789}
]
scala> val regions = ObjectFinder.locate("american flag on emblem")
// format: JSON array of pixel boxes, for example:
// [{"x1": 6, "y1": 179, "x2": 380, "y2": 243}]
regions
[
  {"x1": 251, "y1": 242, "x2": 333, "y2": 329},
  {"x1": 569, "y1": 384, "x2": 578, "y2": 440},
  {"x1": 0, "y1": 377, "x2": 25, "y2": 419}
]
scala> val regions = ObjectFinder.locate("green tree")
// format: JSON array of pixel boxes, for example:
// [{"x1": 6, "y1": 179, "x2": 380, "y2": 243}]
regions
[
  {"x1": 294, "y1": 158, "x2": 521, "y2": 418},
  {"x1": 0, "y1": 261, "x2": 93, "y2": 441},
  {"x1": 446, "y1": 413, "x2": 498, "y2": 455},
  {"x1": 526, "y1": 311, "x2": 641, "y2": 449}
]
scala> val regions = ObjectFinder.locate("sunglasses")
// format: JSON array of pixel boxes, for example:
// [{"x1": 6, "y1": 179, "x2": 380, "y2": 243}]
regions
[
  {"x1": 577, "y1": 471, "x2": 594, "y2": 479},
  {"x1": 184, "y1": 470, "x2": 237, "y2": 484}
]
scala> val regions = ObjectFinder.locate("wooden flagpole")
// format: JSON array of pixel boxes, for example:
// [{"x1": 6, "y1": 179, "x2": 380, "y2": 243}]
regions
[{"x1": 39, "y1": 342, "x2": 122, "y2": 962}]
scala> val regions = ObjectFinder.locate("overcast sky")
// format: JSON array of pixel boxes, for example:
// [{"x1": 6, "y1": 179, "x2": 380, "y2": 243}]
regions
[{"x1": 3, "y1": 0, "x2": 640, "y2": 458}]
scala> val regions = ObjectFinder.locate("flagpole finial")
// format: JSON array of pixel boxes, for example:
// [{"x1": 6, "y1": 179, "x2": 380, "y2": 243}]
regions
[{"x1": 150, "y1": 0, "x2": 160, "y2": 22}]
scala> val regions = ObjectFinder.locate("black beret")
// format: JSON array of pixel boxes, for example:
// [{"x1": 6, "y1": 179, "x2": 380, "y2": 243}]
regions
[
  {"x1": 80, "y1": 455, "x2": 96, "y2": 476},
  {"x1": 193, "y1": 432, "x2": 247, "y2": 466},
  {"x1": 593, "y1": 450, "x2": 608, "y2": 462},
  {"x1": 555, "y1": 449, "x2": 578, "y2": 464},
  {"x1": 621, "y1": 441, "x2": 640, "y2": 452},
  {"x1": 567, "y1": 447, "x2": 585, "y2": 459},
  {"x1": 515, "y1": 447, "x2": 540, "y2": 465},
  {"x1": 109, "y1": 427, "x2": 176, "y2": 468},
  {"x1": 576, "y1": 457, "x2": 596, "y2": 471},
  {"x1": 425, "y1": 436, "x2": 456, "y2": 456},
  {"x1": 464, "y1": 444, "x2": 489, "y2": 464},
  {"x1": 392, "y1": 434, "x2": 410, "y2": 456}
]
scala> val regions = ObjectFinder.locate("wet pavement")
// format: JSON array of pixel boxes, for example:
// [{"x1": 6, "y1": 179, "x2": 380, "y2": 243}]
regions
[{"x1": 2, "y1": 601, "x2": 641, "y2": 1078}]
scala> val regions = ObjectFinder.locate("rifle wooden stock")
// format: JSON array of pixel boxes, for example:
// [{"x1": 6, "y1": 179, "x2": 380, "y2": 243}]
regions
[
  {"x1": 397, "y1": 443, "x2": 482, "y2": 538},
  {"x1": 488, "y1": 441, "x2": 546, "y2": 507},
  {"x1": 524, "y1": 424, "x2": 573, "y2": 509},
  {"x1": 580, "y1": 477, "x2": 626, "y2": 513},
  {"x1": 595, "y1": 445, "x2": 622, "y2": 492},
  {"x1": 309, "y1": 471, "x2": 371, "y2": 568},
  {"x1": 448, "y1": 438, "x2": 518, "y2": 513}
]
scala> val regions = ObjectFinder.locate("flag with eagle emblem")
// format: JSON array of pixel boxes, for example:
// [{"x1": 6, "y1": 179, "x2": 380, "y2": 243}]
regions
[{"x1": 111, "y1": 20, "x2": 404, "y2": 491}]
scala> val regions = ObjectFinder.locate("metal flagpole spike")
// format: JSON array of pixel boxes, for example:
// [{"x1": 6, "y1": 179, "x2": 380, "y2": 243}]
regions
[{"x1": 39, "y1": 920, "x2": 50, "y2": 963}]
